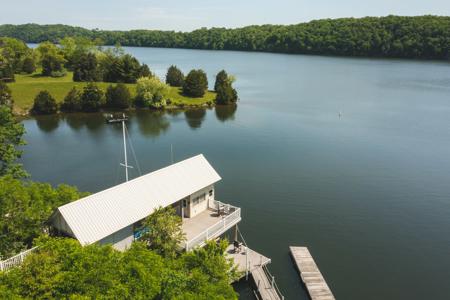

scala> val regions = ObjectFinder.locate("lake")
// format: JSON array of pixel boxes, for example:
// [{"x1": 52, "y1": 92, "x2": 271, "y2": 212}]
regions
[{"x1": 21, "y1": 47, "x2": 450, "y2": 299}]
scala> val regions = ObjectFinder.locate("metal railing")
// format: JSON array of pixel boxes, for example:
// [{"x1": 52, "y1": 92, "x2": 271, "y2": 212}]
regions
[
  {"x1": 185, "y1": 201, "x2": 241, "y2": 251},
  {"x1": 0, "y1": 247, "x2": 38, "y2": 272},
  {"x1": 262, "y1": 264, "x2": 285, "y2": 300}
]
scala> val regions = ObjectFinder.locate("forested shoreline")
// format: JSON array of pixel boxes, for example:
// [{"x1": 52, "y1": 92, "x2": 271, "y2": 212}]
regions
[{"x1": 0, "y1": 15, "x2": 449, "y2": 60}]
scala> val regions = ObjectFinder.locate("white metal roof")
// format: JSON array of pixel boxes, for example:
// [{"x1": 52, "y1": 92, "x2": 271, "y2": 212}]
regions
[{"x1": 55, "y1": 154, "x2": 221, "y2": 245}]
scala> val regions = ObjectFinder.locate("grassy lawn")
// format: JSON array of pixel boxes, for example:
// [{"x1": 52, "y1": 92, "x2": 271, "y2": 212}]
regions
[{"x1": 8, "y1": 71, "x2": 216, "y2": 113}]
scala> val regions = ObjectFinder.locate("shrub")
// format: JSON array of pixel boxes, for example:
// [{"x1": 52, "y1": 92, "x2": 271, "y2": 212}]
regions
[
  {"x1": 21, "y1": 56, "x2": 36, "y2": 74},
  {"x1": 105, "y1": 83, "x2": 131, "y2": 109},
  {"x1": 165, "y1": 65, "x2": 184, "y2": 87},
  {"x1": 135, "y1": 76, "x2": 168, "y2": 108},
  {"x1": 81, "y1": 83, "x2": 105, "y2": 112},
  {"x1": 32, "y1": 90, "x2": 58, "y2": 114},
  {"x1": 61, "y1": 87, "x2": 82, "y2": 112},
  {"x1": 183, "y1": 69, "x2": 208, "y2": 97}
]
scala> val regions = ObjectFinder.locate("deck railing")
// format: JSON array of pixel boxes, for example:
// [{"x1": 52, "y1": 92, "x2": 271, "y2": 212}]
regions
[
  {"x1": 0, "y1": 247, "x2": 38, "y2": 272},
  {"x1": 185, "y1": 201, "x2": 241, "y2": 251}
]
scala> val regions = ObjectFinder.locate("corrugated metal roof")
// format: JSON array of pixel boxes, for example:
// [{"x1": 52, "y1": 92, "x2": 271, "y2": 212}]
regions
[{"x1": 56, "y1": 154, "x2": 221, "y2": 245}]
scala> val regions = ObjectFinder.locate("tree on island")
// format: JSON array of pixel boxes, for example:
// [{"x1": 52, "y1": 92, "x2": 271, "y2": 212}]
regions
[
  {"x1": 183, "y1": 69, "x2": 208, "y2": 97},
  {"x1": 165, "y1": 65, "x2": 184, "y2": 87},
  {"x1": 0, "y1": 54, "x2": 15, "y2": 82},
  {"x1": 37, "y1": 42, "x2": 66, "y2": 77},
  {"x1": 32, "y1": 90, "x2": 58, "y2": 114},
  {"x1": 104, "y1": 54, "x2": 143, "y2": 83},
  {"x1": 21, "y1": 56, "x2": 36, "y2": 74},
  {"x1": 135, "y1": 76, "x2": 169, "y2": 108},
  {"x1": 80, "y1": 83, "x2": 105, "y2": 112},
  {"x1": 73, "y1": 52, "x2": 102, "y2": 82},
  {"x1": 60, "y1": 87, "x2": 82, "y2": 112},
  {"x1": 214, "y1": 70, "x2": 238, "y2": 105},
  {"x1": 140, "y1": 206, "x2": 185, "y2": 258},
  {"x1": 105, "y1": 83, "x2": 131, "y2": 109}
]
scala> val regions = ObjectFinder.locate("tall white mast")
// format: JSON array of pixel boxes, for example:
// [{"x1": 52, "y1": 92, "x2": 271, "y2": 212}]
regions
[{"x1": 120, "y1": 116, "x2": 132, "y2": 182}]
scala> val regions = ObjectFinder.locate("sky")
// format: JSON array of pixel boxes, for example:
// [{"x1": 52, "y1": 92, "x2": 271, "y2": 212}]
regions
[{"x1": 2, "y1": 0, "x2": 450, "y2": 31}]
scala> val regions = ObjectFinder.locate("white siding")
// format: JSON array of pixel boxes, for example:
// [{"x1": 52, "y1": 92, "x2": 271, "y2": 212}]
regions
[
  {"x1": 98, "y1": 225, "x2": 134, "y2": 251},
  {"x1": 189, "y1": 185, "x2": 214, "y2": 218}
]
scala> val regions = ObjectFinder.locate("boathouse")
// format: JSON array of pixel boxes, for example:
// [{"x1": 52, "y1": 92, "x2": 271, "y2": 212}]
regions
[{"x1": 50, "y1": 154, "x2": 242, "y2": 251}]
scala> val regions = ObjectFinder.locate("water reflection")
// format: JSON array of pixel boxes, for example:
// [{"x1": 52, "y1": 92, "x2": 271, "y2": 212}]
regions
[
  {"x1": 184, "y1": 109, "x2": 206, "y2": 129},
  {"x1": 134, "y1": 110, "x2": 170, "y2": 137},
  {"x1": 64, "y1": 114, "x2": 86, "y2": 131},
  {"x1": 35, "y1": 115, "x2": 60, "y2": 133},
  {"x1": 215, "y1": 105, "x2": 237, "y2": 122}
]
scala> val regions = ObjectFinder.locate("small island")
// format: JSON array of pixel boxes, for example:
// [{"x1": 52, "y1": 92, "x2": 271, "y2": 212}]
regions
[{"x1": 0, "y1": 37, "x2": 238, "y2": 115}]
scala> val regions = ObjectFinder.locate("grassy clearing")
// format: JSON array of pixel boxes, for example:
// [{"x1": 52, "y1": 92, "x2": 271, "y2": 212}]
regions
[{"x1": 8, "y1": 72, "x2": 216, "y2": 113}]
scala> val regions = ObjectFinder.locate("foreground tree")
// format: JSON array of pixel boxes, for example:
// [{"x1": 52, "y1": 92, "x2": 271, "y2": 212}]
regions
[
  {"x1": 0, "y1": 106, "x2": 26, "y2": 178},
  {"x1": 0, "y1": 237, "x2": 238, "y2": 299},
  {"x1": 0, "y1": 81, "x2": 13, "y2": 107},
  {"x1": 140, "y1": 206, "x2": 185, "y2": 258},
  {"x1": 0, "y1": 178, "x2": 84, "y2": 258},
  {"x1": 105, "y1": 83, "x2": 131, "y2": 109},
  {"x1": 165, "y1": 65, "x2": 185, "y2": 87},
  {"x1": 183, "y1": 69, "x2": 208, "y2": 97},
  {"x1": 81, "y1": 82, "x2": 105, "y2": 112},
  {"x1": 32, "y1": 90, "x2": 58, "y2": 114},
  {"x1": 60, "y1": 87, "x2": 82, "y2": 112}
]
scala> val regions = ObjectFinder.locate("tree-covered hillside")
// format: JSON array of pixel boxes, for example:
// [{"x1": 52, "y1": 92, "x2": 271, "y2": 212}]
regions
[{"x1": 0, "y1": 16, "x2": 449, "y2": 59}]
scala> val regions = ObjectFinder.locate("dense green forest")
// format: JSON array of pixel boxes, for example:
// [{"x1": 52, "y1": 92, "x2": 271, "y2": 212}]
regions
[{"x1": 0, "y1": 16, "x2": 449, "y2": 59}]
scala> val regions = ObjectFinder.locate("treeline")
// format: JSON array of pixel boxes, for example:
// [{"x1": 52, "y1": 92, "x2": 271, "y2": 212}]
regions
[{"x1": 0, "y1": 16, "x2": 449, "y2": 59}]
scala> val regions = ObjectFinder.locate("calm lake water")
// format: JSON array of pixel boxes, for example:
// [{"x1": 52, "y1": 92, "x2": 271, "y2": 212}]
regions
[{"x1": 21, "y1": 47, "x2": 450, "y2": 299}]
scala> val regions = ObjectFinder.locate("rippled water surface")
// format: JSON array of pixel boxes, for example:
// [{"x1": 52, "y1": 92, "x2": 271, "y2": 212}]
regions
[{"x1": 21, "y1": 47, "x2": 450, "y2": 300}]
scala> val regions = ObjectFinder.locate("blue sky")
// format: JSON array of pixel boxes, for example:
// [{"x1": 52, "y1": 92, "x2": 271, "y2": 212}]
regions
[{"x1": 3, "y1": 0, "x2": 449, "y2": 31}]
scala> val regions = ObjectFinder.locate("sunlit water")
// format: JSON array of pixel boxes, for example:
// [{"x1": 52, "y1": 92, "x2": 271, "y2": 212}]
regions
[{"x1": 21, "y1": 46, "x2": 450, "y2": 299}]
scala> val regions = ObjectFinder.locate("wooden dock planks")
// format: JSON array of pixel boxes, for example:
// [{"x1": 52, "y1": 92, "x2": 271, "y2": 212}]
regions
[
  {"x1": 251, "y1": 266, "x2": 281, "y2": 300},
  {"x1": 289, "y1": 246, "x2": 335, "y2": 300}
]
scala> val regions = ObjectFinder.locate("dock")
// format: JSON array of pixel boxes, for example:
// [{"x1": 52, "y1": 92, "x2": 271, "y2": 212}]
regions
[
  {"x1": 227, "y1": 245, "x2": 283, "y2": 300},
  {"x1": 290, "y1": 246, "x2": 335, "y2": 300}
]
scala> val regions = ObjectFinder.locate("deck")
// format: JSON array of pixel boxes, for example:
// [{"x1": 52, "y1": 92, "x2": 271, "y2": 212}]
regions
[
  {"x1": 290, "y1": 246, "x2": 335, "y2": 300},
  {"x1": 226, "y1": 245, "x2": 282, "y2": 300},
  {"x1": 182, "y1": 201, "x2": 241, "y2": 251}
]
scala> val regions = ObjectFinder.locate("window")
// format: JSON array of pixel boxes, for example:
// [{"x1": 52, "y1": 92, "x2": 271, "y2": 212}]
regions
[
  {"x1": 192, "y1": 193, "x2": 206, "y2": 206},
  {"x1": 209, "y1": 190, "x2": 213, "y2": 197}
]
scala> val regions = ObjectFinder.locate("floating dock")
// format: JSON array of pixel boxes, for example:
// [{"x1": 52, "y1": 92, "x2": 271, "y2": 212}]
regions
[
  {"x1": 227, "y1": 245, "x2": 283, "y2": 300},
  {"x1": 290, "y1": 246, "x2": 335, "y2": 300}
]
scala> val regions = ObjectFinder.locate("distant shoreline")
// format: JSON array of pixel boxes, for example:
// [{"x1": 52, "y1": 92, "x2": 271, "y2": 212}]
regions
[{"x1": 1, "y1": 15, "x2": 449, "y2": 60}]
